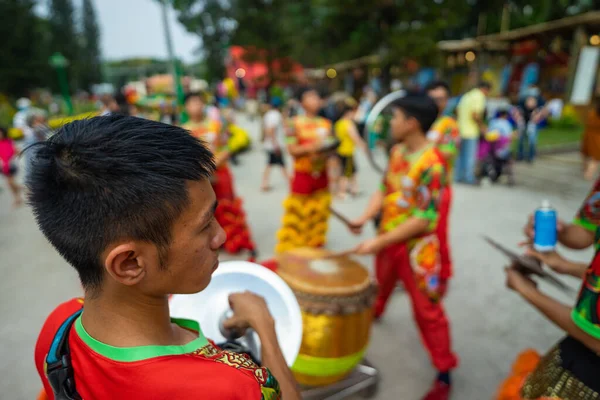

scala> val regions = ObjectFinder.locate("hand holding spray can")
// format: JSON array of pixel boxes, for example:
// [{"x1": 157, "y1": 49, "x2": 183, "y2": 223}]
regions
[{"x1": 533, "y1": 200, "x2": 557, "y2": 252}]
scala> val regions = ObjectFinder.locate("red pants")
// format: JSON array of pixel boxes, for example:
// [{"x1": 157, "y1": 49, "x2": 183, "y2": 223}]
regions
[
  {"x1": 212, "y1": 166, "x2": 235, "y2": 200},
  {"x1": 437, "y1": 186, "x2": 453, "y2": 280},
  {"x1": 290, "y1": 170, "x2": 328, "y2": 195},
  {"x1": 375, "y1": 243, "x2": 458, "y2": 372},
  {"x1": 211, "y1": 166, "x2": 256, "y2": 257}
]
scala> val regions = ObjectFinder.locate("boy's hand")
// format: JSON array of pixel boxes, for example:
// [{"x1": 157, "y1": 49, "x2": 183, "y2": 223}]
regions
[
  {"x1": 505, "y1": 265, "x2": 538, "y2": 295},
  {"x1": 524, "y1": 248, "x2": 572, "y2": 276},
  {"x1": 223, "y1": 291, "x2": 274, "y2": 335},
  {"x1": 348, "y1": 218, "x2": 365, "y2": 235},
  {"x1": 353, "y1": 237, "x2": 384, "y2": 255},
  {"x1": 521, "y1": 214, "x2": 565, "y2": 246}
]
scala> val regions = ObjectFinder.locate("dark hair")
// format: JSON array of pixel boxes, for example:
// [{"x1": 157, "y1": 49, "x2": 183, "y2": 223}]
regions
[
  {"x1": 478, "y1": 80, "x2": 492, "y2": 90},
  {"x1": 0, "y1": 126, "x2": 8, "y2": 140},
  {"x1": 27, "y1": 115, "x2": 215, "y2": 291},
  {"x1": 295, "y1": 86, "x2": 319, "y2": 102},
  {"x1": 425, "y1": 80, "x2": 451, "y2": 96},
  {"x1": 391, "y1": 95, "x2": 439, "y2": 133},
  {"x1": 184, "y1": 92, "x2": 206, "y2": 104},
  {"x1": 338, "y1": 97, "x2": 358, "y2": 117},
  {"x1": 496, "y1": 109, "x2": 509, "y2": 118},
  {"x1": 113, "y1": 91, "x2": 131, "y2": 116}
]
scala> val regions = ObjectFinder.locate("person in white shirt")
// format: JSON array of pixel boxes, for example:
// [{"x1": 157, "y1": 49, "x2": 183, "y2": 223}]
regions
[
  {"x1": 261, "y1": 97, "x2": 289, "y2": 191},
  {"x1": 13, "y1": 98, "x2": 33, "y2": 140}
]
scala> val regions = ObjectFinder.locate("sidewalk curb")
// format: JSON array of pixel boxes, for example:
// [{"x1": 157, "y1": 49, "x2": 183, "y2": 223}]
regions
[{"x1": 537, "y1": 142, "x2": 580, "y2": 156}]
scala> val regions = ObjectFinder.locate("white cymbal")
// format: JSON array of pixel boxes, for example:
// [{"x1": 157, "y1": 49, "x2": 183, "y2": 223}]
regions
[{"x1": 169, "y1": 261, "x2": 303, "y2": 367}]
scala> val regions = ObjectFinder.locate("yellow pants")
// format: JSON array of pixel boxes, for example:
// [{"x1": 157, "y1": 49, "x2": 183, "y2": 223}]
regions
[{"x1": 275, "y1": 189, "x2": 332, "y2": 254}]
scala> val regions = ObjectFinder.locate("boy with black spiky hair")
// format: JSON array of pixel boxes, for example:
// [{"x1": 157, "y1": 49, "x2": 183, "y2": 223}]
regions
[{"x1": 348, "y1": 95, "x2": 458, "y2": 400}]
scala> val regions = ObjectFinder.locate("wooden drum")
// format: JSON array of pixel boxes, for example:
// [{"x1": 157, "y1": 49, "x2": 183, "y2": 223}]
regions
[{"x1": 276, "y1": 247, "x2": 376, "y2": 386}]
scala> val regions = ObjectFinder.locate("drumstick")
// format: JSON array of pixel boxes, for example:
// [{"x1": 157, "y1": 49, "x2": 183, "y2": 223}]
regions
[
  {"x1": 323, "y1": 248, "x2": 357, "y2": 259},
  {"x1": 329, "y1": 207, "x2": 359, "y2": 229}
]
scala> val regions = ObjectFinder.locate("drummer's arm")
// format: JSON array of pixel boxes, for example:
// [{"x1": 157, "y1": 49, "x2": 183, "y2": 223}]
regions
[
  {"x1": 355, "y1": 190, "x2": 384, "y2": 224},
  {"x1": 511, "y1": 280, "x2": 600, "y2": 355},
  {"x1": 377, "y1": 217, "x2": 430, "y2": 249},
  {"x1": 348, "y1": 121, "x2": 367, "y2": 150},
  {"x1": 255, "y1": 318, "x2": 301, "y2": 400}
]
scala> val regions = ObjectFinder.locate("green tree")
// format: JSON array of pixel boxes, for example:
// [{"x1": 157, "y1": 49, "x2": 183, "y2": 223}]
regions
[
  {"x1": 80, "y1": 0, "x2": 103, "y2": 90},
  {"x1": 48, "y1": 0, "x2": 80, "y2": 90},
  {"x1": 0, "y1": 0, "x2": 52, "y2": 97},
  {"x1": 172, "y1": 0, "x2": 236, "y2": 82}
]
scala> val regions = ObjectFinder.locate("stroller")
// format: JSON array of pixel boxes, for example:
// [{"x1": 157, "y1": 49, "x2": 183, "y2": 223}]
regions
[{"x1": 477, "y1": 130, "x2": 515, "y2": 185}]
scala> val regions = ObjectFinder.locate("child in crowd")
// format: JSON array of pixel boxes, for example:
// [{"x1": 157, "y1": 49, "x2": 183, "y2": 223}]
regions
[
  {"x1": 334, "y1": 98, "x2": 366, "y2": 199},
  {"x1": 517, "y1": 96, "x2": 548, "y2": 163},
  {"x1": 261, "y1": 97, "x2": 289, "y2": 191},
  {"x1": 348, "y1": 95, "x2": 458, "y2": 400},
  {"x1": 0, "y1": 127, "x2": 22, "y2": 207},
  {"x1": 478, "y1": 109, "x2": 517, "y2": 185}
]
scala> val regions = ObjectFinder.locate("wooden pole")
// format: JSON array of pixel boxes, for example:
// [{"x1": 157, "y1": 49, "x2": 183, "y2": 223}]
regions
[{"x1": 565, "y1": 26, "x2": 587, "y2": 102}]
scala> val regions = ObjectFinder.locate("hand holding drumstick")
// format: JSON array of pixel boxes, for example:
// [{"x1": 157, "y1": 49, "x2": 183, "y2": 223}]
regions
[{"x1": 329, "y1": 206, "x2": 364, "y2": 235}]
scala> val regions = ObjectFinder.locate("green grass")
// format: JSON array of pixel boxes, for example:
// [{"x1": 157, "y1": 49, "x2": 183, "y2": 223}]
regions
[
  {"x1": 510, "y1": 126, "x2": 583, "y2": 152},
  {"x1": 537, "y1": 126, "x2": 583, "y2": 148}
]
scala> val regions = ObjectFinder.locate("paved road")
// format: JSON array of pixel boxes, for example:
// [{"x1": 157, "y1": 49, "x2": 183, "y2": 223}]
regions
[{"x1": 0, "y1": 115, "x2": 593, "y2": 399}]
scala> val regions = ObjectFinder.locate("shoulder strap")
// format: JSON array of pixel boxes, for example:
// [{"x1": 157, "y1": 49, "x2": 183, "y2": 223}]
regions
[{"x1": 45, "y1": 309, "x2": 83, "y2": 400}]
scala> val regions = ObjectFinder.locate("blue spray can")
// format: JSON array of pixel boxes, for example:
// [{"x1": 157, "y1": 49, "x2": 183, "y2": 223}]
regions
[{"x1": 534, "y1": 200, "x2": 557, "y2": 252}]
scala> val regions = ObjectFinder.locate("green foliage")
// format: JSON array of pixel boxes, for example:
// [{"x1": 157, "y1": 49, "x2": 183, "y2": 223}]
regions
[
  {"x1": 549, "y1": 115, "x2": 583, "y2": 130},
  {"x1": 48, "y1": 0, "x2": 80, "y2": 89},
  {"x1": 80, "y1": 0, "x2": 103, "y2": 90},
  {"x1": 537, "y1": 126, "x2": 583, "y2": 147},
  {"x1": 0, "y1": 0, "x2": 104, "y2": 98},
  {"x1": 0, "y1": 0, "x2": 53, "y2": 97},
  {"x1": 173, "y1": 0, "x2": 597, "y2": 83},
  {"x1": 172, "y1": 0, "x2": 235, "y2": 82}
]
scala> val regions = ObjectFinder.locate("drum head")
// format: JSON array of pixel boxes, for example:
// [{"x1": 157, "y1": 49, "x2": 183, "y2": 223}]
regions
[
  {"x1": 277, "y1": 248, "x2": 371, "y2": 296},
  {"x1": 169, "y1": 261, "x2": 303, "y2": 367}
]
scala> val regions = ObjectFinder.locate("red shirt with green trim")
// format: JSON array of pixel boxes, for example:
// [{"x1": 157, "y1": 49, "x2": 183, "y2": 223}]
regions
[
  {"x1": 35, "y1": 298, "x2": 281, "y2": 400},
  {"x1": 571, "y1": 178, "x2": 600, "y2": 339}
]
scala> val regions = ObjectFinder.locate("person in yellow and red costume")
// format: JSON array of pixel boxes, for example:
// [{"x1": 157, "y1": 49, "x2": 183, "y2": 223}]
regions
[
  {"x1": 495, "y1": 177, "x2": 600, "y2": 399},
  {"x1": 183, "y1": 92, "x2": 257, "y2": 261},
  {"x1": 426, "y1": 81, "x2": 460, "y2": 294},
  {"x1": 275, "y1": 87, "x2": 333, "y2": 253},
  {"x1": 347, "y1": 95, "x2": 458, "y2": 400}
]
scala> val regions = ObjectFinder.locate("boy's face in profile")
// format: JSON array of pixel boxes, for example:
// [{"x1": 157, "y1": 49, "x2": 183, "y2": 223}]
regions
[
  {"x1": 116, "y1": 179, "x2": 226, "y2": 297},
  {"x1": 427, "y1": 87, "x2": 448, "y2": 115},
  {"x1": 185, "y1": 96, "x2": 205, "y2": 120},
  {"x1": 390, "y1": 107, "x2": 417, "y2": 142},
  {"x1": 301, "y1": 90, "x2": 321, "y2": 115}
]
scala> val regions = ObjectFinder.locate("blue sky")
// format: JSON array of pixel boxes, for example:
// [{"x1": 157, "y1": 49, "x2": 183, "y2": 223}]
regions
[{"x1": 37, "y1": 0, "x2": 200, "y2": 62}]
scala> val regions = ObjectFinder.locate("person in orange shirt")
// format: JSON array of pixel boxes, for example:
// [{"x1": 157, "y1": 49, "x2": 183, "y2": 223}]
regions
[
  {"x1": 275, "y1": 87, "x2": 333, "y2": 253},
  {"x1": 426, "y1": 81, "x2": 460, "y2": 289},
  {"x1": 183, "y1": 92, "x2": 257, "y2": 260}
]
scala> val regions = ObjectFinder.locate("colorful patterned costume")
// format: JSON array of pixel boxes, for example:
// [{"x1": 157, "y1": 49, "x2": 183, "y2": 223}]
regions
[
  {"x1": 496, "y1": 178, "x2": 600, "y2": 400},
  {"x1": 275, "y1": 116, "x2": 332, "y2": 253},
  {"x1": 184, "y1": 119, "x2": 256, "y2": 259},
  {"x1": 35, "y1": 298, "x2": 281, "y2": 400},
  {"x1": 375, "y1": 143, "x2": 458, "y2": 372},
  {"x1": 428, "y1": 116, "x2": 460, "y2": 280}
]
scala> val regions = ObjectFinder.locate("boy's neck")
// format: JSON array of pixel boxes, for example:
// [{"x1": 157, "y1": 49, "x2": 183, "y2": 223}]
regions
[
  {"x1": 189, "y1": 114, "x2": 205, "y2": 124},
  {"x1": 305, "y1": 111, "x2": 317, "y2": 118},
  {"x1": 81, "y1": 288, "x2": 188, "y2": 347},
  {"x1": 404, "y1": 132, "x2": 429, "y2": 153}
]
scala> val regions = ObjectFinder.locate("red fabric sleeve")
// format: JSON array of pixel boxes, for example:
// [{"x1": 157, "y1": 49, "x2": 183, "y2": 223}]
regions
[{"x1": 34, "y1": 298, "x2": 84, "y2": 400}]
